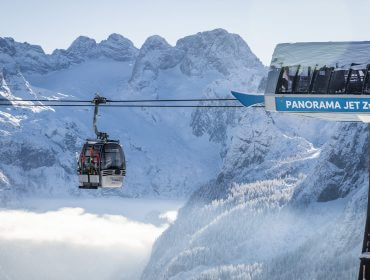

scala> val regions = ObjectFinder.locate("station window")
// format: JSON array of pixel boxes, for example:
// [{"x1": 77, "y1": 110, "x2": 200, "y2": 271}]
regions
[
  {"x1": 295, "y1": 67, "x2": 312, "y2": 93},
  {"x1": 347, "y1": 69, "x2": 366, "y2": 94},
  {"x1": 328, "y1": 69, "x2": 348, "y2": 94},
  {"x1": 277, "y1": 66, "x2": 299, "y2": 94},
  {"x1": 265, "y1": 67, "x2": 281, "y2": 94},
  {"x1": 363, "y1": 68, "x2": 370, "y2": 94},
  {"x1": 311, "y1": 67, "x2": 333, "y2": 94}
]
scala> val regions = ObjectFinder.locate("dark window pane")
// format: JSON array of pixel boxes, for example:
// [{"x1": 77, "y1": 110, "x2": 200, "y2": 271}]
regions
[
  {"x1": 311, "y1": 67, "x2": 332, "y2": 94},
  {"x1": 102, "y1": 144, "x2": 124, "y2": 170},
  {"x1": 81, "y1": 144, "x2": 101, "y2": 173},
  {"x1": 328, "y1": 70, "x2": 348, "y2": 94},
  {"x1": 84, "y1": 145, "x2": 100, "y2": 156},
  {"x1": 347, "y1": 69, "x2": 365, "y2": 94},
  {"x1": 84, "y1": 145, "x2": 92, "y2": 156},
  {"x1": 364, "y1": 70, "x2": 370, "y2": 94},
  {"x1": 295, "y1": 67, "x2": 312, "y2": 93},
  {"x1": 278, "y1": 66, "x2": 299, "y2": 94}
]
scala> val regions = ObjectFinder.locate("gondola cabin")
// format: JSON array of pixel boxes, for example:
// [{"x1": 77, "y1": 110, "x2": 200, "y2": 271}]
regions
[
  {"x1": 232, "y1": 41, "x2": 370, "y2": 122},
  {"x1": 78, "y1": 139, "x2": 126, "y2": 189},
  {"x1": 77, "y1": 95, "x2": 126, "y2": 189}
]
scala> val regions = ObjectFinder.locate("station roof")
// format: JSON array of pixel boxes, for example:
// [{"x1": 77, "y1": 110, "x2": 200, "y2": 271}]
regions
[{"x1": 271, "y1": 41, "x2": 370, "y2": 68}]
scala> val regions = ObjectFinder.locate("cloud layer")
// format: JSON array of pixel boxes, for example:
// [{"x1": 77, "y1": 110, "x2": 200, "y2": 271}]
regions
[{"x1": 0, "y1": 206, "x2": 169, "y2": 280}]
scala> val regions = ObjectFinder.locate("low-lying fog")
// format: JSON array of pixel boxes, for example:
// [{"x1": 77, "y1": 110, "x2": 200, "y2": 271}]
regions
[{"x1": 0, "y1": 197, "x2": 183, "y2": 280}]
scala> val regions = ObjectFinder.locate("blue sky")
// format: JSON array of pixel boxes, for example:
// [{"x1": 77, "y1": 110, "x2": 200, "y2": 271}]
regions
[{"x1": 2, "y1": 0, "x2": 370, "y2": 65}]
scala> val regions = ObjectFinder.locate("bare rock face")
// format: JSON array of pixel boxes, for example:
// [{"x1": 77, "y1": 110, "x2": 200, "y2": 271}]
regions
[
  {"x1": 176, "y1": 28, "x2": 264, "y2": 76},
  {"x1": 129, "y1": 35, "x2": 184, "y2": 89},
  {"x1": 0, "y1": 37, "x2": 51, "y2": 74},
  {"x1": 99, "y1": 33, "x2": 138, "y2": 61},
  {"x1": 64, "y1": 34, "x2": 139, "y2": 63},
  {"x1": 61, "y1": 36, "x2": 99, "y2": 63},
  {"x1": 292, "y1": 122, "x2": 368, "y2": 204}
]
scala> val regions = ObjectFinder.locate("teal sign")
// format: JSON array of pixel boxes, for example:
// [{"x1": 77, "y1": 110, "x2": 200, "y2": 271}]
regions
[{"x1": 275, "y1": 97, "x2": 370, "y2": 113}]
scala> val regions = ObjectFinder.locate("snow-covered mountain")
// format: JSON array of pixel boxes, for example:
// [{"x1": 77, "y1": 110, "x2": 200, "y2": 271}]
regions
[
  {"x1": 142, "y1": 108, "x2": 367, "y2": 279},
  {"x1": 0, "y1": 33, "x2": 138, "y2": 74},
  {"x1": 0, "y1": 29, "x2": 265, "y2": 200},
  {"x1": 141, "y1": 40, "x2": 369, "y2": 278}
]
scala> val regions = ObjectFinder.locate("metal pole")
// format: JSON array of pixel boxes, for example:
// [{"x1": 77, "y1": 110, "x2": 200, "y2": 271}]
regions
[
  {"x1": 91, "y1": 95, "x2": 108, "y2": 141},
  {"x1": 359, "y1": 123, "x2": 370, "y2": 280},
  {"x1": 93, "y1": 102, "x2": 99, "y2": 138}
]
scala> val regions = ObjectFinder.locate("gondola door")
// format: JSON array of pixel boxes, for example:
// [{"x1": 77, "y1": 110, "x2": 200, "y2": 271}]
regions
[{"x1": 79, "y1": 142, "x2": 103, "y2": 188}]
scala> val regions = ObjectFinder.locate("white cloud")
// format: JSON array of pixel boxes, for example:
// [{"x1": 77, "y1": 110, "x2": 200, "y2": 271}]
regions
[
  {"x1": 159, "y1": 210, "x2": 178, "y2": 224},
  {"x1": 0, "y1": 206, "x2": 169, "y2": 280}
]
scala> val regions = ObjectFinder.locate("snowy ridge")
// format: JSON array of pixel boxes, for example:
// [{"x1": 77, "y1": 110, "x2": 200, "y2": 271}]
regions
[
  {"x1": 0, "y1": 33, "x2": 138, "y2": 74},
  {"x1": 176, "y1": 29, "x2": 263, "y2": 76}
]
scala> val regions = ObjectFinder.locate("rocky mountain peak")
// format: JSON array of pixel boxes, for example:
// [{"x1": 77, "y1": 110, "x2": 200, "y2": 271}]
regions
[
  {"x1": 0, "y1": 37, "x2": 51, "y2": 74},
  {"x1": 129, "y1": 35, "x2": 184, "y2": 89},
  {"x1": 105, "y1": 33, "x2": 136, "y2": 49},
  {"x1": 177, "y1": 28, "x2": 264, "y2": 76},
  {"x1": 99, "y1": 33, "x2": 138, "y2": 61},
  {"x1": 140, "y1": 35, "x2": 172, "y2": 54},
  {"x1": 0, "y1": 37, "x2": 45, "y2": 56},
  {"x1": 66, "y1": 36, "x2": 98, "y2": 58},
  {"x1": 106, "y1": 33, "x2": 128, "y2": 42},
  {"x1": 0, "y1": 38, "x2": 17, "y2": 56}
]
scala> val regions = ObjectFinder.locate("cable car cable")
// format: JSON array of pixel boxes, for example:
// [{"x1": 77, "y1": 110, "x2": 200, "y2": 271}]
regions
[
  {"x1": 107, "y1": 98, "x2": 238, "y2": 103},
  {"x1": 0, "y1": 98, "x2": 238, "y2": 103},
  {"x1": 0, "y1": 103, "x2": 254, "y2": 108}
]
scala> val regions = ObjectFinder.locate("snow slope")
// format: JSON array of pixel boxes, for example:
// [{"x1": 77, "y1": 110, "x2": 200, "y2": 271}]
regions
[{"x1": 142, "y1": 109, "x2": 367, "y2": 279}]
